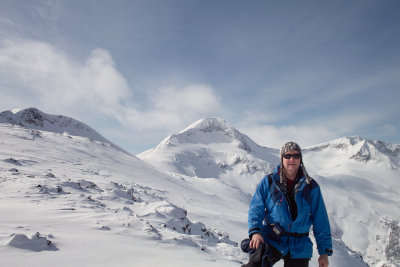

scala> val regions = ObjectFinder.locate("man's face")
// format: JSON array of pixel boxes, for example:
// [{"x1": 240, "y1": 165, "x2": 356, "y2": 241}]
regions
[{"x1": 282, "y1": 150, "x2": 301, "y2": 172}]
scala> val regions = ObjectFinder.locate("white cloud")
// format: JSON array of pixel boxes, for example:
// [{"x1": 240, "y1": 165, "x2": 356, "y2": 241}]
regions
[
  {"x1": 124, "y1": 85, "x2": 223, "y2": 130},
  {"x1": 153, "y1": 85, "x2": 219, "y2": 113},
  {"x1": 78, "y1": 48, "x2": 133, "y2": 114},
  {"x1": 0, "y1": 39, "x2": 131, "y2": 118},
  {"x1": 239, "y1": 124, "x2": 337, "y2": 149},
  {"x1": 309, "y1": 112, "x2": 387, "y2": 136},
  {"x1": 0, "y1": 38, "x2": 224, "y2": 136}
]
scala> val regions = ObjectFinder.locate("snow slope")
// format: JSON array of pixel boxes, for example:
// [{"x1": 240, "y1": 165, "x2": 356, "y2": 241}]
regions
[
  {"x1": 304, "y1": 137, "x2": 400, "y2": 266},
  {"x1": 0, "y1": 121, "x2": 246, "y2": 266},
  {"x1": 139, "y1": 118, "x2": 400, "y2": 267},
  {"x1": 1, "y1": 111, "x2": 399, "y2": 267},
  {"x1": 139, "y1": 118, "x2": 279, "y2": 195},
  {"x1": 0, "y1": 107, "x2": 129, "y2": 154}
]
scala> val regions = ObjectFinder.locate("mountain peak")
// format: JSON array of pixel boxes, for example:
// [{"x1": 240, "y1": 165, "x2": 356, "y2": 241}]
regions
[
  {"x1": 182, "y1": 117, "x2": 231, "y2": 133},
  {"x1": 155, "y1": 117, "x2": 259, "y2": 153},
  {"x1": 306, "y1": 135, "x2": 400, "y2": 169},
  {"x1": 138, "y1": 118, "x2": 279, "y2": 189},
  {"x1": 0, "y1": 107, "x2": 97, "y2": 138},
  {"x1": 2, "y1": 107, "x2": 45, "y2": 127},
  {"x1": 0, "y1": 107, "x2": 129, "y2": 154}
]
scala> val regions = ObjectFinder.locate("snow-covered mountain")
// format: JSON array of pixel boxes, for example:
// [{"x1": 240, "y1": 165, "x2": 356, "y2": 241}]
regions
[
  {"x1": 1, "y1": 110, "x2": 399, "y2": 267},
  {"x1": 138, "y1": 118, "x2": 400, "y2": 267},
  {"x1": 0, "y1": 107, "x2": 129, "y2": 154},
  {"x1": 302, "y1": 137, "x2": 400, "y2": 266},
  {"x1": 138, "y1": 118, "x2": 279, "y2": 194},
  {"x1": 305, "y1": 136, "x2": 400, "y2": 170},
  {"x1": 0, "y1": 116, "x2": 245, "y2": 266}
]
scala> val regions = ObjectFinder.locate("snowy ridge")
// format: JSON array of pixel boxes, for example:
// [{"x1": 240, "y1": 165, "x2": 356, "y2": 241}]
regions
[
  {"x1": 178, "y1": 118, "x2": 259, "y2": 152},
  {"x1": 0, "y1": 123, "x2": 245, "y2": 266},
  {"x1": 139, "y1": 118, "x2": 279, "y2": 194},
  {"x1": 1, "y1": 112, "x2": 400, "y2": 266},
  {"x1": 153, "y1": 118, "x2": 260, "y2": 152},
  {"x1": 305, "y1": 136, "x2": 400, "y2": 169},
  {"x1": 301, "y1": 136, "x2": 400, "y2": 266},
  {"x1": 0, "y1": 107, "x2": 129, "y2": 154},
  {"x1": 140, "y1": 119, "x2": 400, "y2": 267}
]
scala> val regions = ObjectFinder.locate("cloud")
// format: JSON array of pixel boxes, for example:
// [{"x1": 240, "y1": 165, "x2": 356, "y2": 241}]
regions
[
  {"x1": 0, "y1": 38, "x2": 224, "y2": 135},
  {"x1": 121, "y1": 84, "x2": 223, "y2": 131},
  {"x1": 238, "y1": 124, "x2": 337, "y2": 149},
  {"x1": 0, "y1": 16, "x2": 19, "y2": 29},
  {"x1": 0, "y1": 39, "x2": 131, "y2": 117},
  {"x1": 1, "y1": 37, "x2": 396, "y2": 154},
  {"x1": 33, "y1": 0, "x2": 62, "y2": 22}
]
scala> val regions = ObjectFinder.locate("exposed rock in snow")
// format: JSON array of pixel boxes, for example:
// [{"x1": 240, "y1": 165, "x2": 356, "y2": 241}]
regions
[{"x1": 385, "y1": 220, "x2": 400, "y2": 265}]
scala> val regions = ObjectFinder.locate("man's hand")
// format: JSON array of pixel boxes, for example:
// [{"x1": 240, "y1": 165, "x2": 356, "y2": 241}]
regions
[
  {"x1": 249, "y1": 233, "x2": 264, "y2": 250},
  {"x1": 318, "y1": 254, "x2": 329, "y2": 267}
]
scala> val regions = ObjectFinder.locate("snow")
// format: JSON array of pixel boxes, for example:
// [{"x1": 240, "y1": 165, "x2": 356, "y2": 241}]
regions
[
  {"x1": 0, "y1": 121, "x2": 246, "y2": 266},
  {"x1": 0, "y1": 107, "x2": 129, "y2": 154},
  {"x1": 1, "y1": 110, "x2": 399, "y2": 267},
  {"x1": 7, "y1": 232, "x2": 58, "y2": 252},
  {"x1": 139, "y1": 118, "x2": 400, "y2": 267}
]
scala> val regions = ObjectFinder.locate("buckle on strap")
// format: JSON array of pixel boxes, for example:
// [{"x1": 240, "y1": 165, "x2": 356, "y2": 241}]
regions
[{"x1": 267, "y1": 224, "x2": 309, "y2": 238}]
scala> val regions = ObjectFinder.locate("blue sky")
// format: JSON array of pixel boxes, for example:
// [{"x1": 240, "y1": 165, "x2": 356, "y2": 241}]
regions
[{"x1": 0, "y1": 0, "x2": 399, "y2": 154}]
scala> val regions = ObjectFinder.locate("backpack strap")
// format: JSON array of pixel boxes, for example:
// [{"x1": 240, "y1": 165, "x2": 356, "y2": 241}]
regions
[
  {"x1": 301, "y1": 178, "x2": 318, "y2": 207},
  {"x1": 265, "y1": 174, "x2": 282, "y2": 211}
]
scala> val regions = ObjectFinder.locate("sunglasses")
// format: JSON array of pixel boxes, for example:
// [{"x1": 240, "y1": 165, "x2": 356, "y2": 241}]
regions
[{"x1": 283, "y1": 153, "x2": 301, "y2": 160}]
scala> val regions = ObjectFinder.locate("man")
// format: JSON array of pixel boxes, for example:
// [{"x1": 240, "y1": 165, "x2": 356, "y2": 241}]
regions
[{"x1": 241, "y1": 142, "x2": 333, "y2": 267}]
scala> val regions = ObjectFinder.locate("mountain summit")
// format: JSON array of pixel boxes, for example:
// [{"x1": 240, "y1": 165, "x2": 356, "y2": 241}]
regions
[
  {"x1": 0, "y1": 107, "x2": 128, "y2": 154},
  {"x1": 154, "y1": 118, "x2": 261, "y2": 152},
  {"x1": 138, "y1": 118, "x2": 279, "y2": 194}
]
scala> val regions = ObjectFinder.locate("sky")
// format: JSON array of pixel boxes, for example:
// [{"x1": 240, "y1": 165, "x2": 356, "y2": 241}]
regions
[{"x1": 0, "y1": 0, "x2": 399, "y2": 154}]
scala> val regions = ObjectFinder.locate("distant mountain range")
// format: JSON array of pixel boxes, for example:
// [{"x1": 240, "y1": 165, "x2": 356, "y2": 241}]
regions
[
  {"x1": 1, "y1": 107, "x2": 399, "y2": 267},
  {"x1": 138, "y1": 116, "x2": 400, "y2": 267},
  {"x1": 305, "y1": 136, "x2": 400, "y2": 169},
  {"x1": 138, "y1": 117, "x2": 400, "y2": 193}
]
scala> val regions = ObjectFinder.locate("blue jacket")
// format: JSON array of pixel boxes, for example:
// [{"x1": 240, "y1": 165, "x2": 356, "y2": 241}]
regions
[{"x1": 248, "y1": 165, "x2": 333, "y2": 258}]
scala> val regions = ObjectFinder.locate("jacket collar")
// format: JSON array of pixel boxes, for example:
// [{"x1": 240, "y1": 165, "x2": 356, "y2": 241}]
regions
[{"x1": 275, "y1": 164, "x2": 312, "y2": 188}]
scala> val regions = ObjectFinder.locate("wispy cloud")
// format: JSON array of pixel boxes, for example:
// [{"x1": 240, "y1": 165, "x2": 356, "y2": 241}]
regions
[
  {"x1": 0, "y1": 16, "x2": 19, "y2": 29},
  {"x1": 126, "y1": 84, "x2": 223, "y2": 130},
  {"x1": 1, "y1": 0, "x2": 400, "y2": 154},
  {"x1": 0, "y1": 39, "x2": 131, "y2": 117},
  {"x1": 238, "y1": 123, "x2": 336, "y2": 149},
  {"x1": 0, "y1": 39, "x2": 225, "y2": 146}
]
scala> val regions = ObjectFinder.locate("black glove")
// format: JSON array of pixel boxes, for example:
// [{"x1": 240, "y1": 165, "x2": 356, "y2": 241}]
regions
[{"x1": 241, "y1": 244, "x2": 265, "y2": 267}]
